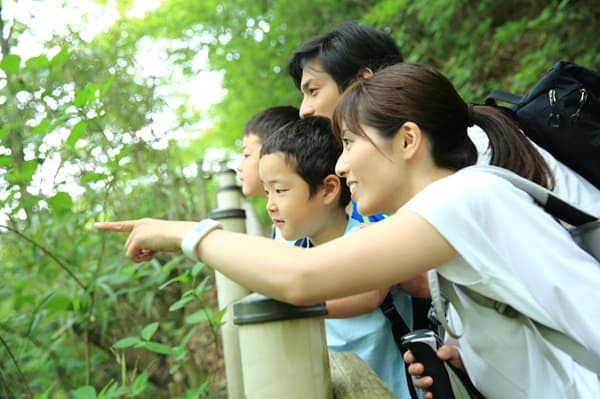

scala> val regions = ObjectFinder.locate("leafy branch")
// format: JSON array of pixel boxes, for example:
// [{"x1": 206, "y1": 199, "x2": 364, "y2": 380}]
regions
[{"x1": 0, "y1": 224, "x2": 86, "y2": 289}]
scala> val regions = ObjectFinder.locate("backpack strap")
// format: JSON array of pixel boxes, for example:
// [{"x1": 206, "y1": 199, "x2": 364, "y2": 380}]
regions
[
  {"x1": 379, "y1": 292, "x2": 419, "y2": 399},
  {"x1": 484, "y1": 89, "x2": 522, "y2": 106},
  {"x1": 433, "y1": 167, "x2": 600, "y2": 374},
  {"x1": 455, "y1": 283, "x2": 600, "y2": 375},
  {"x1": 476, "y1": 165, "x2": 599, "y2": 261},
  {"x1": 477, "y1": 166, "x2": 596, "y2": 226}
]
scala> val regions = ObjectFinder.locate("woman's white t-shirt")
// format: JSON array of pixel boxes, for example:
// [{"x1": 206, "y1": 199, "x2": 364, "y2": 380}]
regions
[{"x1": 403, "y1": 167, "x2": 600, "y2": 399}]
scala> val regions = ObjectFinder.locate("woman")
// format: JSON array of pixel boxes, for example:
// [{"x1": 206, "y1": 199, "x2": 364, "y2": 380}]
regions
[{"x1": 96, "y1": 63, "x2": 599, "y2": 398}]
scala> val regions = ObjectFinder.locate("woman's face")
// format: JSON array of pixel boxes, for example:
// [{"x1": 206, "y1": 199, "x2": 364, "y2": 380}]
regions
[{"x1": 335, "y1": 124, "x2": 406, "y2": 215}]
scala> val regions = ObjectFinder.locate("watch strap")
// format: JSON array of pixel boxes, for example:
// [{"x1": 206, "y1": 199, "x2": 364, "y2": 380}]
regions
[{"x1": 181, "y1": 219, "x2": 223, "y2": 260}]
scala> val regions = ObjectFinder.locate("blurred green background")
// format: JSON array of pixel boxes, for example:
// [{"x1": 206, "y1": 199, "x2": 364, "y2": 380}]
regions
[{"x1": 1, "y1": 0, "x2": 598, "y2": 397}]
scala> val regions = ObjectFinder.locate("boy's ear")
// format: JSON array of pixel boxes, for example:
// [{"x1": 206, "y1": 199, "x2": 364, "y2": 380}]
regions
[
  {"x1": 356, "y1": 67, "x2": 374, "y2": 80},
  {"x1": 321, "y1": 174, "x2": 342, "y2": 205}
]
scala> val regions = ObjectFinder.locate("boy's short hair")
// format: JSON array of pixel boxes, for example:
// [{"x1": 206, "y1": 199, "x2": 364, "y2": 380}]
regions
[
  {"x1": 243, "y1": 105, "x2": 300, "y2": 142},
  {"x1": 260, "y1": 116, "x2": 350, "y2": 208},
  {"x1": 287, "y1": 22, "x2": 403, "y2": 92}
]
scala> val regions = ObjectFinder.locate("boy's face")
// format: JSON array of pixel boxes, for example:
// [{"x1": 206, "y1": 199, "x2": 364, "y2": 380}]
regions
[
  {"x1": 259, "y1": 152, "x2": 330, "y2": 241},
  {"x1": 236, "y1": 133, "x2": 264, "y2": 197},
  {"x1": 299, "y1": 60, "x2": 342, "y2": 120}
]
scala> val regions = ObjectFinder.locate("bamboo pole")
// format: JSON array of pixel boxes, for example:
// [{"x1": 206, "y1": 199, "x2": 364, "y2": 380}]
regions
[
  {"x1": 209, "y1": 167, "x2": 251, "y2": 399},
  {"x1": 233, "y1": 293, "x2": 332, "y2": 399}
]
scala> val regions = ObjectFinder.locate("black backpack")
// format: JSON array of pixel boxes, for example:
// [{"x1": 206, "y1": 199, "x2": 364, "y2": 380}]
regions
[{"x1": 485, "y1": 61, "x2": 600, "y2": 189}]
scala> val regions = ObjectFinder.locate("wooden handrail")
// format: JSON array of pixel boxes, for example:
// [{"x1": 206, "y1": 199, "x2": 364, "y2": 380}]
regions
[{"x1": 330, "y1": 352, "x2": 398, "y2": 398}]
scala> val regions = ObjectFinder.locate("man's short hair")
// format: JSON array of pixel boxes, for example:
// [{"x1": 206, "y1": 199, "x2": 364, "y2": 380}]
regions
[{"x1": 287, "y1": 22, "x2": 402, "y2": 92}]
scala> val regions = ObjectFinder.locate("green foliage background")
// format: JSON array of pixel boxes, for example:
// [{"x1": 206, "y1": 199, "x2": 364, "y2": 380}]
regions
[{"x1": 0, "y1": 0, "x2": 598, "y2": 397}]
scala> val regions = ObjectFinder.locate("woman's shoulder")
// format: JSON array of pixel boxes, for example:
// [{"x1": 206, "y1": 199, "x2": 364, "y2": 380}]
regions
[
  {"x1": 411, "y1": 167, "x2": 516, "y2": 206},
  {"x1": 403, "y1": 167, "x2": 534, "y2": 230}
]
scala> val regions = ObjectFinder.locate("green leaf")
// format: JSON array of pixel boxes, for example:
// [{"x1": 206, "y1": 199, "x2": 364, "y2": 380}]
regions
[
  {"x1": 0, "y1": 122, "x2": 19, "y2": 140},
  {"x1": 159, "y1": 272, "x2": 191, "y2": 290},
  {"x1": 184, "y1": 381, "x2": 210, "y2": 399},
  {"x1": 190, "y1": 261, "x2": 205, "y2": 277},
  {"x1": 71, "y1": 386, "x2": 96, "y2": 399},
  {"x1": 0, "y1": 54, "x2": 21, "y2": 73},
  {"x1": 97, "y1": 381, "x2": 119, "y2": 399},
  {"x1": 74, "y1": 87, "x2": 92, "y2": 107},
  {"x1": 100, "y1": 74, "x2": 115, "y2": 97},
  {"x1": 6, "y1": 160, "x2": 38, "y2": 184},
  {"x1": 142, "y1": 341, "x2": 176, "y2": 355},
  {"x1": 31, "y1": 119, "x2": 51, "y2": 135},
  {"x1": 42, "y1": 295, "x2": 72, "y2": 312},
  {"x1": 131, "y1": 371, "x2": 150, "y2": 395},
  {"x1": 185, "y1": 308, "x2": 211, "y2": 324},
  {"x1": 168, "y1": 295, "x2": 194, "y2": 311},
  {"x1": 66, "y1": 121, "x2": 88, "y2": 148},
  {"x1": 24, "y1": 55, "x2": 50, "y2": 70},
  {"x1": 140, "y1": 322, "x2": 159, "y2": 340},
  {"x1": 33, "y1": 384, "x2": 55, "y2": 399},
  {"x1": 112, "y1": 336, "x2": 140, "y2": 349},
  {"x1": 213, "y1": 306, "x2": 228, "y2": 325},
  {"x1": 194, "y1": 275, "x2": 211, "y2": 296},
  {"x1": 50, "y1": 47, "x2": 69, "y2": 66},
  {"x1": 81, "y1": 172, "x2": 109, "y2": 183},
  {"x1": 0, "y1": 155, "x2": 13, "y2": 167},
  {"x1": 47, "y1": 192, "x2": 74, "y2": 212}
]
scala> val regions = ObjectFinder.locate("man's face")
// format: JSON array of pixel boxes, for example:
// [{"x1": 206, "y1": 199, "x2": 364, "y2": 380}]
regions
[
  {"x1": 236, "y1": 133, "x2": 264, "y2": 197},
  {"x1": 299, "y1": 60, "x2": 342, "y2": 120}
]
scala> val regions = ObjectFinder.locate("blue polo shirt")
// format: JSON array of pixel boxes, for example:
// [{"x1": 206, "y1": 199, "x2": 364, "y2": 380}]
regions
[
  {"x1": 350, "y1": 200, "x2": 386, "y2": 223},
  {"x1": 323, "y1": 217, "x2": 414, "y2": 398}
]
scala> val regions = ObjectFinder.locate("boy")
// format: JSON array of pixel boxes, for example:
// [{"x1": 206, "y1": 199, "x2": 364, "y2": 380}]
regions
[
  {"x1": 258, "y1": 116, "x2": 410, "y2": 398},
  {"x1": 236, "y1": 105, "x2": 299, "y2": 237},
  {"x1": 237, "y1": 105, "x2": 300, "y2": 197}
]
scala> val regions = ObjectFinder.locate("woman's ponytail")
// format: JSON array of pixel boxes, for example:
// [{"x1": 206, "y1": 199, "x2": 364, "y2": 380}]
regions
[{"x1": 470, "y1": 105, "x2": 554, "y2": 188}]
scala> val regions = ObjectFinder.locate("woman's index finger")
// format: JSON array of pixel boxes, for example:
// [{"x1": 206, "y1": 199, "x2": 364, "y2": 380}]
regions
[{"x1": 94, "y1": 221, "x2": 136, "y2": 232}]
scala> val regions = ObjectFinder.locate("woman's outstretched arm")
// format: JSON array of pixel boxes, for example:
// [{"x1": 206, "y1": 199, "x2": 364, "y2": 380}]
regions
[{"x1": 95, "y1": 210, "x2": 457, "y2": 305}]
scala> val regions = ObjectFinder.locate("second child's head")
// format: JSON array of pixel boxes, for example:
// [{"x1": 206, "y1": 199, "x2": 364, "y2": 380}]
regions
[
  {"x1": 259, "y1": 116, "x2": 350, "y2": 241},
  {"x1": 237, "y1": 106, "x2": 299, "y2": 196}
]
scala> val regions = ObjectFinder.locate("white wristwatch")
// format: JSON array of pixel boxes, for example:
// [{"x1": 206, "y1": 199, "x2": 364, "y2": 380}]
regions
[{"x1": 181, "y1": 219, "x2": 223, "y2": 261}]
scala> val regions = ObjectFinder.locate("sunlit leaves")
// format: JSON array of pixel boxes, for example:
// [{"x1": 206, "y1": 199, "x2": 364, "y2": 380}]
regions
[
  {"x1": 0, "y1": 54, "x2": 21, "y2": 74},
  {"x1": 24, "y1": 55, "x2": 50, "y2": 71},
  {"x1": 66, "y1": 120, "x2": 88, "y2": 147},
  {"x1": 71, "y1": 386, "x2": 97, "y2": 399},
  {"x1": 47, "y1": 191, "x2": 74, "y2": 214},
  {"x1": 113, "y1": 336, "x2": 140, "y2": 349},
  {"x1": 4, "y1": 159, "x2": 39, "y2": 185},
  {"x1": 140, "y1": 322, "x2": 159, "y2": 340}
]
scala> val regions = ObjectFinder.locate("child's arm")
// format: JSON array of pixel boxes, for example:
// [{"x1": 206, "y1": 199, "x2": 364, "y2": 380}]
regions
[{"x1": 325, "y1": 286, "x2": 390, "y2": 318}]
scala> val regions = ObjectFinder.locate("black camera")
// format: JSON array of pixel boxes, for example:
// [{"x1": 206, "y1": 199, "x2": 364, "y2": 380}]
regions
[{"x1": 400, "y1": 329, "x2": 455, "y2": 399}]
